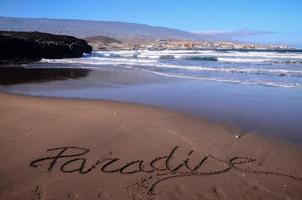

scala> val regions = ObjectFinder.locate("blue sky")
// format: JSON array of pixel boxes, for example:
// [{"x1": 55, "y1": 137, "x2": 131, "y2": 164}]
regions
[{"x1": 1, "y1": 0, "x2": 301, "y2": 47}]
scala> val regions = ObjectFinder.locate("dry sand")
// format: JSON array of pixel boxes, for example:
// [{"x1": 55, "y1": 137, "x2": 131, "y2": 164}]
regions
[{"x1": 0, "y1": 92, "x2": 302, "y2": 200}]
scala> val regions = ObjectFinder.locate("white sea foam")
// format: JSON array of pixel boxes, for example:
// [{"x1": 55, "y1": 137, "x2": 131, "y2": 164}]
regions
[
  {"x1": 40, "y1": 57, "x2": 302, "y2": 76},
  {"x1": 94, "y1": 50, "x2": 302, "y2": 61},
  {"x1": 217, "y1": 57, "x2": 272, "y2": 63},
  {"x1": 135, "y1": 68, "x2": 301, "y2": 88}
]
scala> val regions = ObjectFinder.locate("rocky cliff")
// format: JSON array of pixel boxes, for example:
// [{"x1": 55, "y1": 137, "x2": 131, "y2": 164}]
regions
[
  {"x1": 85, "y1": 35, "x2": 122, "y2": 50},
  {"x1": 0, "y1": 31, "x2": 92, "y2": 64}
]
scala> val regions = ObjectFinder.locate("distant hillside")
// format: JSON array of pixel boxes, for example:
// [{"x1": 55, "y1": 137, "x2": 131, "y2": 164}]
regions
[
  {"x1": 0, "y1": 16, "x2": 203, "y2": 40},
  {"x1": 85, "y1": 35, "x2": 122, "y2": 44}
]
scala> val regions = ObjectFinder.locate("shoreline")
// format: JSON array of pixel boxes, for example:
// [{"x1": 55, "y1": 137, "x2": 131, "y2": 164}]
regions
[
  {"x1": 1, "y1": 89, "x2": 300, "y2": 145},
  {"x1": 1, "y1": 62, "x2": 301, "y2": 143},
  {"x1": 1, "y1": 92, "x2": 302, "y2": 199},
  {"x1": 1, "y1": 90, "x2": 301, "y2": 146}
]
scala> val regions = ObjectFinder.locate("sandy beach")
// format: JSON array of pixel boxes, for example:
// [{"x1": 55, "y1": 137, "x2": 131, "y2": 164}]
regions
[
  {"x1": 0, "y1": 92, "x2": 302, "y2": 200},
  {"x1": 1, "y1": 2, "x2": 302, "y2": 199}
]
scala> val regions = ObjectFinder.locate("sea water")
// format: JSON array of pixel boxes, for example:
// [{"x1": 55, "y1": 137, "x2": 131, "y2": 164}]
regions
[{"x1": 40, "y1": 49, "x2": 302, "y2": 88}]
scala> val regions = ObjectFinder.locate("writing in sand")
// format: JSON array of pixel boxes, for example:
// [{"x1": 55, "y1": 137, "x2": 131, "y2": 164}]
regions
[{"x1": 30, "y1": 146, "x2": 302, "y2": 195}]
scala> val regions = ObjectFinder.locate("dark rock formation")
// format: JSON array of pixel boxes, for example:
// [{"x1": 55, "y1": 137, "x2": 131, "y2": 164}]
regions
[{"x1": 0, "y1": 31, "x2": 92, "y2": 64}]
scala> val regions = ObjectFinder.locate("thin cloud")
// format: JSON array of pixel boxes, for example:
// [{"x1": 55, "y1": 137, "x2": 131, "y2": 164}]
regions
[{"x1": 193, "y1": 28, "x2": 275, "y2": 38}]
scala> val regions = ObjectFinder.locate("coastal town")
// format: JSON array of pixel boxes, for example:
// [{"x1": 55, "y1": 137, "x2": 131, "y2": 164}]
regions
[{"x1": 88, "y1": 38, "x2": 293, "y2": 51}]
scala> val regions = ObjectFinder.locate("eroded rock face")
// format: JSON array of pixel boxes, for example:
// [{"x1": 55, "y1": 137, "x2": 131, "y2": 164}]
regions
[{"x1": 0, "y1": 31, "x2": 92, "y2": 64}]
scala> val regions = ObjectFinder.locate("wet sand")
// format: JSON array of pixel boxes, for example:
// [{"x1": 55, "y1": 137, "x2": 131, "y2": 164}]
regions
[
  {"x1": 0, "y1": 92, "x2": 302, "y2": 200},
  {"x1": 1, "y1": 66, "x2": 302, "y2": 143}
]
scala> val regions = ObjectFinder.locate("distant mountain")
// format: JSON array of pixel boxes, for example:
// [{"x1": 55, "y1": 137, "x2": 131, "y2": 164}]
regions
[{"x1": 0, "y1": 16, "x2": 204, "y2": 40}]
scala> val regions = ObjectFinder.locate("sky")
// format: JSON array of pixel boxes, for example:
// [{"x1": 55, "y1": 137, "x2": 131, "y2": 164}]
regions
[{"x1": 0, "y1": 0, "x2": 301, "y2": 47}]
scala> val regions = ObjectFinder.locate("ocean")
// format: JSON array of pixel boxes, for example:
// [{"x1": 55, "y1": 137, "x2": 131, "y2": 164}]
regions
[{"x1": 39, "y1": 49, "x2": 302, "y2": 88}]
